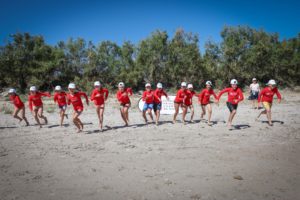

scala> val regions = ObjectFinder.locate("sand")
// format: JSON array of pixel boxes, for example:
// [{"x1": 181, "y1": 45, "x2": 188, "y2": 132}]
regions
[{"x1": 0, "y1": 91, "x2": 300, "y2": 200}]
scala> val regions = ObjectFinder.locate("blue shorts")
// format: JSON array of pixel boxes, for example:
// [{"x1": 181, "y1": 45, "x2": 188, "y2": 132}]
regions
[
  {"x1": 143, "y1": 103, "x2": 153, "y2": 111},
  {"x1": 59, "y1": 105, "x2": 67, "y2": 110},
  {"x1": 153, "y1": 103, "x2": 161, "y2": 112},
  {"x1": 249, "y1": 91, "x2": 259, "y2": 100}
]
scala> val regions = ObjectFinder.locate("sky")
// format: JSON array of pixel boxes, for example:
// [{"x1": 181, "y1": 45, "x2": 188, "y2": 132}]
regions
[{"x1": 0, "y1": 0, "x2": 299, "y2": 52}]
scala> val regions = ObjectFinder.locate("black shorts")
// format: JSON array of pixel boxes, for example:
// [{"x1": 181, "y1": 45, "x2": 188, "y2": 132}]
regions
[
  {"x1": 226, "y1": 102, "x2": 238, "y2": 113},
  {"x1": 153, "y1": 103, "x2": 162, "y2": 112}
]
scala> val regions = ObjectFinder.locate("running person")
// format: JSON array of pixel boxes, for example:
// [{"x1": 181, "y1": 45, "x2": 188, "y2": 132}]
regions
[
  {"x1": 116, "y1": 82, "x2": 133, "y2": 126},
  {"x1": 53, "y1": 85, "x2": 68, "y2": 127},
  {"x1": 249, "y1": 78, "x2": 260, "y2": 109},
  {"x1": 8, "y1": 88, "x2": 29, "y2": 126},
  {"x1": 153, "y1": 83, "x2": 168, "y2": 125},
  {"x1": 198, "y1": 81, "x2": 218, "y2": 126},
  {"x1": 90, "y1": 81, "x2": 109, "y2": 131},
  {"x1": 142, "y1": 83, "x2": 154, "y2": 124},
  {"x1": 217, "y1": 79, "x2": 244, "y2": 129},
  {"x1": 28, "y1": 86, "x2": 51, "y2": 128},
  {"x1": 183, "y1": 84, "x2": 196, "y2": 123},
  {"x1": 66, "y1": 83, "x2": 89, "y2": 133},
  {"x1": 256, "y1": 79, "x2": 281, "y2": 126},
  {"x1": 173, "y1": 82, "x2": 188, "y2": 124}
]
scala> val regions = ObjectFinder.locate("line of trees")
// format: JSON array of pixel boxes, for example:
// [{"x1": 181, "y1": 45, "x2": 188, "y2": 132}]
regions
[{"x1": 0, "y1": 26, "x2": 299, "y2": 93}]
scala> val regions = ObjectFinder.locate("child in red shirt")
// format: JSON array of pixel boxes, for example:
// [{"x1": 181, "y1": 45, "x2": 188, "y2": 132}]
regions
[
  {"x1": 183, "y1": 84, "x2": 196, "y2": 123},
  {"x1": 116, "y1": 82, "x2": 133, "y2": 126},
  {"x1": 173, "y1": 82, "x2": 188, "y2": 124},
  {"x1": 53, "y1": 85, "x2": 68, "y2": 126},
  {"x1": 66, "y1": 83, "x2": 89, "y2": 133},
  {"x1": 142, "y1": 83, "x2": 154, "y2": 124},
  {"x1": 153, "y1": 83, "x2": 168, "y2": 125},
  {"x1": 90, "y1": 81, "x2": 109, "y2": 131},
  {"x1": 198, "y1": 81, "x2": 218, "y2": 125},
  {"x1": 28, "y1": 86, "x2": 51, "y2": 128},
  {"x1": 256, "y1": 79, "x2": 282, "y2": 126},
  {"x1": 217, "y1": 79, "x2": 244, "y2": 129},
  {"x1": 8, "y1": 88, "x2": 29, "y2": 126}
]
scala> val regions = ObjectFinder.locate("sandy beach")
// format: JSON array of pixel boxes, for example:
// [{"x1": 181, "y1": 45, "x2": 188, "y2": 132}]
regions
[{"x1": 0, "y1": 91, "x2": 300, "y2": 200}]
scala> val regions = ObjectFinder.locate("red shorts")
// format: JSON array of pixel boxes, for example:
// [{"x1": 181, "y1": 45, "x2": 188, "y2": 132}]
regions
[{"x1": 74, "y1": 106, "x2": 83, "y2": 112}]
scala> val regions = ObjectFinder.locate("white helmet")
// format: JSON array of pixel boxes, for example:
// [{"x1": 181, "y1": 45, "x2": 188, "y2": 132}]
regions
[
  {"x1": 145, "y1": 83, "x2": 151, "y2": 87},
  {"x1": 68, "y1": 83, "x2": 76, "y2": 89},
  {"x1": 94, "y1": 81, "x2": 101, "y2": 87},
  {"x1": 187, "y1": 84, "x2": 193, "y2": 89},
  {"x1": 267, "y1": 79, "x2": 276, "y2": 85},
  {"x1": 8, "y1": 88, "x2": 16, "y2": 93},
  {"x1": 252, "y1": 78, "x2": 257, "y2": 81},
  {"x1": 181, "y1": 82, "x2": 187, "y2": 87},
  {"x1": 30, "y1": 86, "x2": 37, "y2": 91},
  {"x1": 157, "y1": 83, "x2": 163, "y2": 88},
  {"x1": 55, "y1": 85, "x2": 62, "y2": 91},
  {"x1": 118, "y1": 82, "x2": 125, "y2": 87},
  {"x1": 230, "y1": 79, "x2": 238, "y2": 85},
  {"x1": 206, "y1": 81, "x2": 212, "y2": 86}
]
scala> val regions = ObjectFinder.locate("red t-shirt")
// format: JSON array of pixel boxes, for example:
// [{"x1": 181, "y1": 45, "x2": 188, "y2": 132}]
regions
[
  {"x1": 116, "y1": 88, "x2": 133, "y2": 104},
  {"x1": 67, "y1": 92, "x2": 89, "y2": 111},
  {"x1": 198, "y1": 89, "x2": 217, "y2": 105},
  {"x1": 174, "y1": 89, "x2": 187, "y2": 103},
  {"x1": 154, "y1": 89, "x2": 168, "y2": 104},
  {"x1": 142, "y1": 90, "x2": 154, "y2": 104},
  {"x1": 28, "y1": 92, "x2": 51, "y2": 111},
  {"x1": 90, "y1": 88, "x2": 109, "y2": 106},
  {"x1": 54, "y1": 92, "x2": 67, "y2": 106},
  {"x1": 217, "y1": 87, "x2": 244, "y2": 105},
  {"x1": 258, "y1": 87, "x2": 281, "y2": 103},
  {"x1": 10, "y1": 95, "x2": 24, "y2": 109},
  {"x1": 184, "y1": 90, "x2": 196, "y2": 106}
]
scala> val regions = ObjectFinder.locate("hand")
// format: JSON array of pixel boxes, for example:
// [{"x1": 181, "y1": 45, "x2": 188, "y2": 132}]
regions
[{"x1": 278, "y1": 99, "x2": 281, "y2": 103}]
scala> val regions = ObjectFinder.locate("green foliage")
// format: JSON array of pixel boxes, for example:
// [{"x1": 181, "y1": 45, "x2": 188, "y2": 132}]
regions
[{"x1": 0, "y1": 27, "x2": 299, "y2": 93}]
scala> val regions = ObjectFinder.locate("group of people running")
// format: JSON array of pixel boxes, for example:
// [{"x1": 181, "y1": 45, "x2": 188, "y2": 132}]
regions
[{"x1": 7, "y1": 78, "x2": 281, "y2": 132}]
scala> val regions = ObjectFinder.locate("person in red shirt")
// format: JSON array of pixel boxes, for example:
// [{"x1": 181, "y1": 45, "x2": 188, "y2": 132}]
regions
[
  {"x1": 8, "y1": 88, "x2": 29, "y2": 126},
  {"x1": 90, "y1": 81, "x2": 109, "y2": 131},
  {"x1": 183, "y1": 84, "x2": 196, "y2": 123},
  {"x1": 142, "y1": 83, "x2": 154, "y2": 124},
  {"x1": 256, "y1": 79, "x2": 282, "y2": 126},
  {"x1": 66, "y1": 83, "x2": 89, "y2": 133},
  {"x1": 217, "y1": 79, "x2": 244, "y2": 129},
  {"x1": 173, "y1": 82, "x2": 188, "y2": 124},
  {"x1": 198, "y1": 81, "x2": 218, "y2": 126},
  {"x1": 116, "y1": 82, "x2": 133, "y2": 126},
  {"x1": 53, "y1": 85, "x2": 68, "y2": 127},
  {"x1": 28, "y1": 86, "x2": 51, "y2": 128},
  {"x1": 153, "y1": 83, "x2": 168, "y2": 125}
]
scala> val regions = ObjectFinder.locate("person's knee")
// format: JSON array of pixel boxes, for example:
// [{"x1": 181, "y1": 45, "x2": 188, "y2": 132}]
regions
[{"x1": 232, "y1": 110, "x2": 237, "y2": 114}]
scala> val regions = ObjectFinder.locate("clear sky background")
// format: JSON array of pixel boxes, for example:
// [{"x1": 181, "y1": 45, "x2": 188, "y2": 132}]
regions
[{"x1": 0, "y1": 0, "x2": 299, "y2": 52}]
